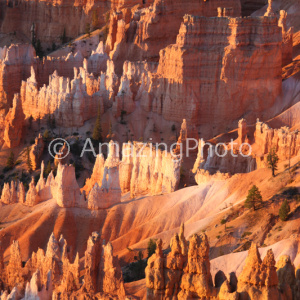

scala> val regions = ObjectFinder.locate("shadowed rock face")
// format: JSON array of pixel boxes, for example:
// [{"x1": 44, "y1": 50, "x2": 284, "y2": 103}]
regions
[
  {"x1": 240, "y1": 0, "x2": 267, "y2": 16},
  {"x1": 0, "y1": 0, "x2": 110, "y2": 48}
]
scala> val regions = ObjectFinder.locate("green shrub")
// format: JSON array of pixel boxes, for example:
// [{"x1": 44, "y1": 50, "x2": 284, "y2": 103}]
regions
[
  {"x1": 279, "y1": 200, "x2": 290, "y2": 221},
  {"x1": 244, "y1": 185, "x2": 262, "y2": 211},
  {"x1": 147, "y1": 239, "x2": 157, "y2": 258}
]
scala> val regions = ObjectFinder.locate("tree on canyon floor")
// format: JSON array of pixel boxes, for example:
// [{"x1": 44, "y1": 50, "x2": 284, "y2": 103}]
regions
[
  {"x1": 28, "y1": 115, "x2": 33, "y2": 129},
  {"x1": 44, "y1": 161, "x2": 52, "y2": 177},
  {"x1": 92, "y1": 11, "x2": 99, "y2": 30},
  {"x1": 85, "y1": 23, "x2": 91, "y2": 37},
  {"x1": 6, "y1": 151, "x2": 15, "y2": 170},
  {"x1": 279, "y1": 199, "x2": 290, "y2": 221},
  {"x1": 60, "y1": 28, "x2": 68, "y2": 44},
  {"x1": 244, "y1": 185, "x2": 263, "y2": 211},
  {"x1": 267, "y1": 147, "x2": 279, "y2": 177},
  {"x1": 147, "y1": 239, "x2": 157, "y2": 258},
  {"x1": 43, "y1": 130, "x2": 51, "y2": 141},
  {"x1": 92, "y1": 107, "x2": 103, "y2": 143},
  {"x1": 47, "y1": 114, "x2": 56, "y2": 130},
  {"x1": 26, "y1": 147, "x2": 33, "y2": 173},
  {"x1": 34, "y1": 39, "x2": 44, "y2": 58}
]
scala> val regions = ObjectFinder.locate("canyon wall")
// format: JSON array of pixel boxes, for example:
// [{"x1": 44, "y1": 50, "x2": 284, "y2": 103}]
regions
[
  {"x1": 107, "y1": 0, "x2": 241, "y2": 73},
  {"x1": 150, "y1": 14, "x2": 282, "y2": 130},
  {"x1": 0, "y1": 0, "x2": 111, "y2": 49},
  {"x1": 0, "y1": 44, "x2": 36, "y2": 127},
  {"x1": 0, "y1": 41, "x2": 107, "y2": 130}
]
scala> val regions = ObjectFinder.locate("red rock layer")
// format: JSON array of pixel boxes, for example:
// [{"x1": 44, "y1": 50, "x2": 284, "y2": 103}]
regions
[
  {"x1": 0, "y1": 0, "x2": 110, "y2": 48},
  {"x1": 152, "y1": 14, "x2": 282, "y2": 129},
  {"x1": 107, "y1": 0, "x2": 241, "y2": 72}
]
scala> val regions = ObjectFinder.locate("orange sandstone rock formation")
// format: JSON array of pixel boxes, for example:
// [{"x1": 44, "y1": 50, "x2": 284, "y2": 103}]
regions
[
  {"x1": 3, "y1": 93, "x2": 25, "y2": 148},
  {"x1": 0, "y1": 232, "x2": 125, "y2": 299},
  {"x1": 237, "y1": 244, "x2": 280, "y2": 299},
  {"x1": 29, "y1": 134, "x2": 45, "y2": 171},
  {"x1": 146, "y1": 227, "x2": 296, "y2": 299},
  {"x1": 193, "y1": 118, "x2": 300, "y2": 181},
  {"x1": 107, "y1": 0, "x2": 241, "y2": 72},
  {"x1": 153, "y1": 14, "x2": 282, "y2": 129},
  {"x1": 0, "y1": 44, "x2": 35, "y2": 125},
  {"x1": 51, "y1": 163, "x2": 85, "y2": 208},
  {"x1": 20, "y1": 67, "x2": 104, "y2": 128},
  {"x1": 83, "y1": 140, "x2": 182, "y2": 199}
]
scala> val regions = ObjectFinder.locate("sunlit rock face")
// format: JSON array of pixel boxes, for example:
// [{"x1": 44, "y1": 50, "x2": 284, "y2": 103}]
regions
[
  {"x1": 83, "y1": 140, "x2": 182, "y2": 200},
  {"x1": 106, "y1": 0, "x2": 241, "y2": 71},
  {"x1": 0, "y1": 44, "x2": 35, "y2": 126},
  {"x1": 20, "y1": 67, "x2": 104, "y2": 128},
  {"x1": 0, "y1": 232, "x2": 125, "y2": 299},
  {"x1": 146, "y1": 226, "x2": 294, "y2": 299},
  {"x1": 193, "y1": 118, "x2": 300, "y2": 180},
  {"x1": 151, "y1": 14, "x2": 282, "y2": 130},
  {"x1": 3, "y1": 93, "x2": 25, "y2": 148}
]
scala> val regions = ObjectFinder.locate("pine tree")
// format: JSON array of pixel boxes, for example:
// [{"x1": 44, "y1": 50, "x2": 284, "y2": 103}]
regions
[
  {"x1": 279, "y1": 199, "x2": 290, "y2": 221},
  {"x1": 147, "y1": 239, "x2": 157, "y2": 258},
  {"x1": 26, "y1": 147, "x2": 33, "y2": 173},
  {"x1": 51, "y1": 115, "x2": 56, "y2": 129},
  {"x1": 92, "y1": 106, "x2": 102, "y2": 143},
  {"x1": 60, "y1": 28, "x2": 67, "y2": 44},
  {"x1": 85, "y1": 23, "x2": 91, "y2": 37},
  {"x1": 43, "y1": 129, "x2": 50, "y2": 141},
  {"x1": 6, "y1": 151, "x2": 15, "y2": 169},
  {"x1": 92, "y1": 10, "x2": 99, "y2": 30},
  {"x1": 44, "y1": 161, "x2": 52, "y2": 177},
  {"x1": 28, "y1": 115, "x2": 33, "y2": 129},
  {"x1": 267, "y1": 147, "x2": 279, "y2": 177},
  {"x1": 35, "y1": 39, "x2": 44, "y2": 58},
  {"x1": 244, "y1": 185, "x2": 262, "y2": 211},
  {"x1": 37, "y1": 113, "x2": 41, "y2": 130},
  {"x1": 107, "y1": 121, "x2": 113, "y2": 139}
]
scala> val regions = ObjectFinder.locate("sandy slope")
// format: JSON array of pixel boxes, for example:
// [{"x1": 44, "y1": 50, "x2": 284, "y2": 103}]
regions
[
  {"x1": 0, "y1": 154, "x2": 298, "y2": 269},
  {"x1": 211, "y1": 236, "x2": 300, "y2": 281}
]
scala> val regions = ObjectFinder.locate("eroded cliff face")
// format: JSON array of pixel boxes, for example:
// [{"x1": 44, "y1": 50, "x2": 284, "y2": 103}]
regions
[
  {"x1": 106, "y1": 0, "x2": 241, "y2": 72},
  {"x1": 0, "y1": 0, "x2": 111, "y2": 49},
  {"x1": 20, "y1": 66, "x2": 104, "y2": 127},
  {"x1": 0, "y1": 44, "x2": 35, "y2": 127},
  {"x1": 0, "y1": 232, "x2": 125, "y2": 299},
  {"x1": 0, "y1": 41, "x2": 108, "y2": 130},
  {"x1": 0, "y1": 5, "x2": 292, "y2": 143},
  {"x1": 3, "y1": 93, "x2": 25, "y2": 148},
  {"x1": 151, "y1": 14, "x2": 282, "y2": 129},
  {"x1": 83, "y1": 140, "x2": 182, "y2": 200}
]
